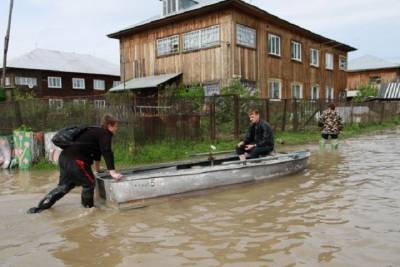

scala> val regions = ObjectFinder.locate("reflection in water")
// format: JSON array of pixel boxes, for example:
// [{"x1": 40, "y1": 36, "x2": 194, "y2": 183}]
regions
[{"x1": 1, "y1": 129, "x2": 400, "y2": 266}]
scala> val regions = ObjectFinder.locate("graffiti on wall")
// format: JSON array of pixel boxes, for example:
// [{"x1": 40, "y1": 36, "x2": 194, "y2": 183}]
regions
[
  {"x1": 0, "y1": 137, "x2": 12, "y2": 169},
  {"x1": 44, "y1": 132, "x2": 62, "y2": 164}
]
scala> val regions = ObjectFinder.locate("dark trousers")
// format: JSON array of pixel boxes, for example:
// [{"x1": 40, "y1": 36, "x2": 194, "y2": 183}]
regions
[
  {"x1": 29, "y1": 152, "x2": 95, "y2": 213},
  {"x1": 321, "y1": 133, "x2": 338, "y2": 140},
  {"x1": 236, "y1": 144, "x2": 273, "y2": 159}
]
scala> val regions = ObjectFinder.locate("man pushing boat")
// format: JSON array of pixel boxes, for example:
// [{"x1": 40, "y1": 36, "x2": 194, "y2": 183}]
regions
[
  {"x1": 236, "y1": 109, "x2": 274, "y2": 161},
  {"x1": 27, "y1": 114, "x2": 123, "y2": 214}
]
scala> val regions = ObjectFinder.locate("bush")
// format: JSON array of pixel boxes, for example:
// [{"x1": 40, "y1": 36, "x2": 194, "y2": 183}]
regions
[
  {"x1": 353, "y1": 84, "x2": 378, "y2": 102},
  {"x1": 0, "y1": 87, "x2": 6, "y2": 101}
]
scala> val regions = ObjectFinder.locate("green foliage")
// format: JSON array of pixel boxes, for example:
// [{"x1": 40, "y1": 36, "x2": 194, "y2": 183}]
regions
[
  {"x1": 353, "y1": 84, "x2": 378, "y2": 102},
  {"x1": 163, "y1": 84, "x2": 205, "y2": 98},
  {"x1": 0, "y1": 87, "x2": 6, "y2": 101},
  {"x1": 221, "y1": 78, "x2": 259, "y2": 98},
  {"x1": 15, "y1": 124, "x2": 33, "y2": 132},
  {"x1": 13, "y1": 88, "x2": 36, "y2": 101}
]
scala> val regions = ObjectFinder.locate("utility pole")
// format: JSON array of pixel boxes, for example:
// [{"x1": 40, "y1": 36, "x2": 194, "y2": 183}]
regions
[{"x1": 2, "y1": 0, "x2": 14, "y2": 89}]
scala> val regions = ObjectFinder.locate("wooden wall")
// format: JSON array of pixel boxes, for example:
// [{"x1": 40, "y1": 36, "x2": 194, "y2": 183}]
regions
[
  {"x1": 120, "y1": 10, "x2": 233, "y2": 86},
  {"x1": 347, "y1": 68, "x2": 400, "y2": 89},
  {"x1": 231, "y1": 10, "x2": 348, "y2": 98}
]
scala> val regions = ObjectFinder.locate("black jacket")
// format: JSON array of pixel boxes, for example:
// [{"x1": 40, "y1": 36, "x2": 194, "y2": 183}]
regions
[
  {"x1": 63, "y1": 127, "x2": 115, "y2": 170},
  {"x1": 243, "y1": 120, "x2": 274, "y2": 148}
]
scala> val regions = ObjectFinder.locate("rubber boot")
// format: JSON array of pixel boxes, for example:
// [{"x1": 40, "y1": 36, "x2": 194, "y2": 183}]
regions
[
  {"x1": 319, "y1": 139, "x2": 326, "y2": 149},
  {"x1": 27, "y1": 184, "x2": 74, "y2": 214},
  {"x1": 331, "y1": 139, "x2": 339, "y2": 150}
]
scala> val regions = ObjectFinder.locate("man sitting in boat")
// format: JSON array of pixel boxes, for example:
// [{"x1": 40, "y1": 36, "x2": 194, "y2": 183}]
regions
[{"x1": 236, "y1": 109, "x2": 274, "y2": 161}]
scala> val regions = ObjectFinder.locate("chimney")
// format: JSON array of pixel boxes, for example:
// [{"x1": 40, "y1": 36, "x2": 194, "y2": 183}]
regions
[{"x1": 160, "y1": 0, "x2": 198, "y2": 16}]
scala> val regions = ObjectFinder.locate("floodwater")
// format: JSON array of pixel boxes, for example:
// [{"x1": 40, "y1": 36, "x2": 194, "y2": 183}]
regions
[{"x1": 1, "y1": 130, "x2": 400, "y2": 267}]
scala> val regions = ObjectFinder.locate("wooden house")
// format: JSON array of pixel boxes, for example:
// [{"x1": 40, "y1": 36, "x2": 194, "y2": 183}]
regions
[
  {"x1": 1, "y1": 49, "x2": 121, "y2": 105},
  {"x1": 108, "y1": 0, "x2": 356, "y2": 100}
]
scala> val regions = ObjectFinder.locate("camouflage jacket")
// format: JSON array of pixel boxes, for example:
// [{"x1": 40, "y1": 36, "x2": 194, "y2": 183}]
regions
[{"x1": 319, "y1": 109, "x2": 343, "y2": 134}]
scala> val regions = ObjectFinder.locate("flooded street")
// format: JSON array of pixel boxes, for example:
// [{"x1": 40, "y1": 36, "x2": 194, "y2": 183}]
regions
[{"x1": 1, "y1": 129, "x2": 400, "y2": 267}]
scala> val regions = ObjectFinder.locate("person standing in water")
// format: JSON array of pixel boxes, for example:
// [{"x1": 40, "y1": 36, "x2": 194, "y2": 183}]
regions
[
  {"x1": 318, "y1": 103, "x2": 343, "y2": 149},
  {"x1": 28, "y1": 114, "x2": 123, "y2": 214}
]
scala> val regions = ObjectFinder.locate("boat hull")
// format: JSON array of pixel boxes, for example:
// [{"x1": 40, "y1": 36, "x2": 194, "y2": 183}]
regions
[{"x1": 96, "y1": 151, "x2": 310, "y2": 207}]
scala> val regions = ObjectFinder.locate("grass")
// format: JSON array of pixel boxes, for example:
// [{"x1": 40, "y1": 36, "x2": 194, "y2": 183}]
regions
[{"x1": 30, "y1": 116, "x2": 400, "y2": 170}]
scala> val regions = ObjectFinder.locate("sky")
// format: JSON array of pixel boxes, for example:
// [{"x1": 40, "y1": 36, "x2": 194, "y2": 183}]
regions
[{"x1": 1, "y1": 0, "x2": 399, "y2": 65}]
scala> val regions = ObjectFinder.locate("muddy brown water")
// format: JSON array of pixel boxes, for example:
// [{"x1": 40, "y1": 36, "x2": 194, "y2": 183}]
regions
[{"x1": 1, "y1": 129, "x2": 400, "y2": 267}]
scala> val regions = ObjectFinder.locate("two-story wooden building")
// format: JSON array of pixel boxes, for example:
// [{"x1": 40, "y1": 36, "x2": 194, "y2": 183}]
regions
[
  {"x1": 108, "y1": 0, "x2": 356, "y2": 100},
  {"x1": 1, "y1": 49, "x2": 121, "y2": 105}
]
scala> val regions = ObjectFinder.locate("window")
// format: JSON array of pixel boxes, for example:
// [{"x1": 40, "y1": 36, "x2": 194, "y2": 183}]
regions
[
  {"x1": 183, "y1": 25, "x2": 220, "y2": 52},
  {"x1": 268, "y1": 34, "x2": 281, "y2": 56},
  {"x1": 291, "y1": 83, "x2": 303, "y2": 99},
  {"x1": 236, "y1": 24, "x2": 256, "y2": 48},
  {"x1": 48, "y1": 77, "x2": 62, "y2": 88},
  {"x1": 94, "y1": 100, "x2": 106, "y2": 109},
  {"x1": 268, "y1": 79, "x2": 282, "y2": 100},
  {"x1": 93, "y1": 79, "x2": 105, "y2": 90},
  {"x1": 291, "y1": 41, "x2": 302, "y2": 62},
  {"x1": 241, "y1": 80, "x2": 257, "y2": 95},
  {"x1": 156, "y1": 35, "x2": 179, "y2": 56},
  {"x1": 203, "y1": 82, "x2": 220, "y2": 96},
  {"x1": 15, "y1": 77, "x2": 38, "y2": 87},
  {"x1": 310, "y1": 84, "x2": 320, "y2": 100},
  {"x1": 325, "y1": 53, "x2": 334, "y2": 70},
  {"x1": 325, "y1": 86, "x2": 334, "y2": 101},
  {"x1": 49, "y1": 99, "x2": 63, "y2": 109},
  {"x1": 1, "y1": 77, "x2": 11, "y2": 86},
  {"x1": 310, "y1": 48, "x2": 319, "y2": 67},
  {"x1": 73, "y1": 99, "x2": 87, "y2": 106},
  {"x1": 113, "y1": 81, "x2": 121, "y2": 88},
  {"x1": 72, "y1": 78, "x2": 85, "y2": 89},
  {"x1": 339, "y1": 56, "x2": 347, "y2": 70}
]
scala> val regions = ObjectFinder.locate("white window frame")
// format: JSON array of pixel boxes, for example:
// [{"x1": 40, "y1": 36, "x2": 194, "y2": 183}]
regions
[
  {"x1": 48, "y1": 77, "x2": 62, "y2": 89},
  {"x1": 49, "y1": 99, "x2": 64, "y2": 109},
  {"x1": 268, "y1": 79, "x2": 282, "y2": 100},
  {"x1": 93, "y1": 79, "x2": 105, "y2": 90},
  {"x1": 156, "y1": 35, "x2": 180, "y2": 56},
  {"x1": 94, "y1": 99, "x2": 106, "y2": 109},
  {"x1": 15, "y1": 77, "x2": 38, "y2": 87},
  {"x1": 325, "y1": 53, "x2": 334, "y2": 70},
  {"x1": 291, "y1": 41, "x2": 302, "y2": 62},
  {"x1": 113, "y1": 81, "x2": 121, "y2": 88},
  {"x1": 339, "y1": 56, "x2": 347, "y2": 70},
  {"x1": 1, "y1": 77, "x2": 11, "y2": 86},
  {"x1": 203, "y1": 82, "x2": 221, "y2": 96},
  {"x1": 310, "y1": 84, "x2": 320, "y2": 100},
  {"x1": 268, "y1": 33, "x2": 281, "y2": 56},
  {"x1": 291, "y1": 82, "x2": 303, "y2": 99},
  {"x1": 325, "y1": 86, "x2": 334, "y2": 101},
  {"x1": 310, "y1": 48, "x2": 319, "y2": 67},
  {"x1": 236, "y1": 24, "x2": 256, "y2": 49},
  {"x1": 73, "y1": 99, "x2": 87, "y2": 106},
  {"x1": 183, "y1": 25, "x2": 220, "y2": 52},
  {"x1": 72, "y1": 78, "x2": 85, "y2": 90}
]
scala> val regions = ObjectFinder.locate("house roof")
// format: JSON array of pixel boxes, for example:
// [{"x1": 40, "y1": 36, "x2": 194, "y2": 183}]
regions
[
  {"x1": 108, "y1": 0, "x2": 356, "y2": 52},
  {"x1": 109, "y1": 73, "x2": 182, "y2": 92},
  {"x1": 378, "y1": 82, "x2": 400, "y2": 99},
  {"x1": 348, "y1": 55, "x2": 400, "y2": 72},
  {"x1": 2, "y1": 49, "x2": 120, "y2": 76}
]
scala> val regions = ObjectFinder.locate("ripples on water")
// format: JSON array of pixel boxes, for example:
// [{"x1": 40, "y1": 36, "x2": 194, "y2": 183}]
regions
[{"x1": 1, "y1": 129, "x2": 400, "y2": 266}]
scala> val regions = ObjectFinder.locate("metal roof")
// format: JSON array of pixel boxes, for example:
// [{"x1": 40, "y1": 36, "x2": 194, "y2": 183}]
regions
[
  {"x1": 108, "y1": 0, "x2": 356, "y2": 52},
  {"x1": 109, "y1": 73, "x2": 182, "y2": 92},
  {"x1": 348, "y1": 55, "x2": 400, "y2": 72},
  {"x1": 378, "y1": 82, "x2": 400, "y2": 99},
  {"x1": 2, "y1": 49, "x2": 120, "y2": 76}
]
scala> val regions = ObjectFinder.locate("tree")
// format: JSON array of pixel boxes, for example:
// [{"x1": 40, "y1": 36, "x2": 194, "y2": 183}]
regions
[
  {"x1": 2, "y1": 0, "x2": 14, "y2": 91},
  {"x1": 353, "y1": 84, "x2": 378, "y2": 102}
]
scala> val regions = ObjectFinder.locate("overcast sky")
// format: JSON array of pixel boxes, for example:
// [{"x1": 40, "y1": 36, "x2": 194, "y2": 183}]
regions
[{"x1": 1, "y1": 0, "x2": 399, "y2": 64}]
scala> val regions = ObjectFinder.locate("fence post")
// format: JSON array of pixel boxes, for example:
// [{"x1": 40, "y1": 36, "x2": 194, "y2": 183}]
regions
[
  {"x1": 292, "y1": 99, "x2": 299, "y2": 131},
  {"x1": 13, "y1": 100, "x2": 23, "y2": 127},
  {"x1": 281, "y1": 99, "x2": 287, "y2": 132},
  {"x1": 350, "y1": 101, "x2": 354, "y2": 125},
  {"x1": 380, "y1": 101, "x2": 385, "y2": 124},
  {"x1": 265, "y1": 98, "x2": 270, "y2": 122},
  {"x1": 209, "y1": 96, "x2": 216, "y2": 140},
  {"x1": 233, "y1": 95, "x2": 240, "y2": 139}
]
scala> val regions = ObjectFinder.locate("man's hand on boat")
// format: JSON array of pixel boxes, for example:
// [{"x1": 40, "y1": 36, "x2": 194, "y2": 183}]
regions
[
  {"x1": 110, "y1": 170, "x2": 123, "y2": 180},
  {"x1": 245, "y1": 144, "x2": 256, "y2": 151}
]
